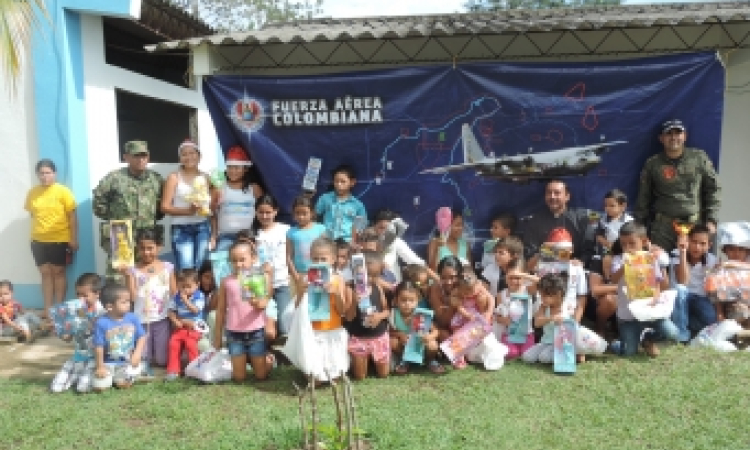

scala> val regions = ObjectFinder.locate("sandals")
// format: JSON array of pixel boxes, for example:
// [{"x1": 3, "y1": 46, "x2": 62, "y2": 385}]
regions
[
  {"x1": 428, "y1": 360, "x2": 446, "y2": 374},
  {"x1": 394, "y1": 362, "x2": 408, "y2": 375},
  {"x1": 452, "y1": 357, "x2": 468, "y2": 370}
]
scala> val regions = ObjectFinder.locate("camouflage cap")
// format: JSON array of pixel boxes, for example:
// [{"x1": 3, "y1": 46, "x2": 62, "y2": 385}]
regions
[{"x1": 124, "y1": 141, "x2": 149, "y2": 155}]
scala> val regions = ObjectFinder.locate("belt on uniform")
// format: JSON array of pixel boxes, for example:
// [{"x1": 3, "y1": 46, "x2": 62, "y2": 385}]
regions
[{"x1": 654, "y1": 212, "x2": 699, "y2": 223}]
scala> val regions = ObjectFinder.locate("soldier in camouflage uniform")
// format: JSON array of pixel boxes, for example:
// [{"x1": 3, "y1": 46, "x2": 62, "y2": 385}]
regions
[
  {"x1": 634, "y1": 119, "x2": 721, "y2": 252},
  {"x1": 92, "y1": 141, "x2": 165, "y2": 283}
]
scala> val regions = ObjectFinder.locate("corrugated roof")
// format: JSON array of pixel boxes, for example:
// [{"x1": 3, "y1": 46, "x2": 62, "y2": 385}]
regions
[{"x1": 148, "y1": 1, "x2": 750, "y2": 51}]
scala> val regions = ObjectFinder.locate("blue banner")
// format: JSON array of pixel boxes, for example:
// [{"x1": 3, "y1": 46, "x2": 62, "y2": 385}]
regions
[{"x1": 203, "y1": 52, "x2": 724, "y2": 256}]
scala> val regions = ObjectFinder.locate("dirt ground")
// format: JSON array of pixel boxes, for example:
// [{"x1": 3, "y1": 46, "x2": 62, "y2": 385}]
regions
[{"x1": 0, "y1": 336, "x2": 73, "y2": 381}]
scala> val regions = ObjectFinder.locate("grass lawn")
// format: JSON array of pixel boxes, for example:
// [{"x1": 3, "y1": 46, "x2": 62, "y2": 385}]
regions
[{"x1": 1, "y1": 346, "x2": 749, "y2": 450}]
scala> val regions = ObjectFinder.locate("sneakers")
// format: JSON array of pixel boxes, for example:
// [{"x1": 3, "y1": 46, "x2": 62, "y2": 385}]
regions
[
  {"x1": 643, "y1": 341, "x2": 660, "y2": 357},
  {"x1": 164, "y1": 373, "x2": 179, "y2": 382}
]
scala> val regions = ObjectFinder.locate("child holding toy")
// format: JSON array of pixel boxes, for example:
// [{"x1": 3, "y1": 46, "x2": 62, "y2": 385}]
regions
[
  {"x1": 610, "y1": 222, "x2": 678, "y2": 356},
  {"x1": 213, "y1": 239, "x2": 273, "y2": 382},
  {"x1": 494, "y1": 259, "x2": 539, "y2": 359},
  {"x1": 92, "y1": 284, "x2": 146, "y2": 391},
  {"x1": 483, "y1": 236, "x2": 524, "y2": 297},
  {"x1": 448, "y1": 266, "x2": 494, "y2": 368},
  {"x1": 345, "y1": 250, "x2": 391, "y2": 380},
  {"x1": 315, "y1": 164, "x2": 367, "y2": 243},
  {"x1": 50, "y1": 273, "x2": 105, "y2": 393},
  {"x1": 210, "y1": 145, "x2": 262, "y2": 251},
  {"x1": 0, "y1": 280, "x2": 41, "y2": 342},
  {"x1": 287, "y1": 195, "x2": 327, "y2": 288},
  {"x1": 389, "y1": 281, "x2": 444, "y2": 374},
  {"x1": 165, "y1": 269, "x2": 206, "y2": 380},
  {"x1": 295, "y1": 237, "x2": 351, "y2": 382},
  {"x1": 124, "y1": 228, "x2": 176, "y2": 369},
  {"x1": 481, "y1": 212, "x2": 516, "y2": 269},
  {"x1": 523, "y1": 274, "x2": 569, "y2": 364}
]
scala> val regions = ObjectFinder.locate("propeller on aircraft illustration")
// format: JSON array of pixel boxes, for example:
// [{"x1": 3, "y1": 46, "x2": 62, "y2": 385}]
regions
[{"x1": 419, "y1": 124, "x2": 627, "y2": 180}]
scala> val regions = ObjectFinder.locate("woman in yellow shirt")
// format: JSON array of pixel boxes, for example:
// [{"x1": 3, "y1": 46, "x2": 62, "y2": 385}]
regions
[{"x1": 24, "y1": 160, "x2": 78, "y2": 316}]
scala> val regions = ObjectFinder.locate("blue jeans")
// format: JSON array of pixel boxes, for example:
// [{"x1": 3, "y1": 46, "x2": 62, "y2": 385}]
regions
[
  {"x1": 215, "y1": 233, "x2": 239, "y2": 252},
  {"x1": 226, "y1": 329, "x2": 266, "y2": 358},
  {"x1": 672, "y1": 285, "x2": 717, "y2": 341},
  {"x1": 171, "y1": 221, "x2": 210, "y2": 271},
  {"x1": 273, "y1": 286, "x2": 292, "y2": 335},
  {"x1": 617, "y1": 318, "x2": 679, "y2": 356}
]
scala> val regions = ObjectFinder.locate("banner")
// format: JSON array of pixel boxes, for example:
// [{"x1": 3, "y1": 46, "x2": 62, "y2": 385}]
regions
[{"x1": 203, "y1": 52, "x2": 724, "y2": 257}]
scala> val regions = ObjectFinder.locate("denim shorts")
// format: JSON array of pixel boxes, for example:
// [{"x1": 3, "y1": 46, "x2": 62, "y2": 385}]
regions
[{"x1": 226, "y1": 328, "x2": 266, "y2": 358}]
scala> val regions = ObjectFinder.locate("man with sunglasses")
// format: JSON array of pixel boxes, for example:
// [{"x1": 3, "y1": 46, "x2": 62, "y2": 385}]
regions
[{"x1": 634, "y1": 120, "x2": 721, "y2": 252}]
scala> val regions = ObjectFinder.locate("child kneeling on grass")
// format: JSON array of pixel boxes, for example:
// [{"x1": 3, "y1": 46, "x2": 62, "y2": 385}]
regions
[
  {"x1": 389, "y1": 281, "x2": 444, "y2": 374},
  {"x1": 92, "y1": 284, "x2": 146, "y2": 391},
  {"x1": 50, "y1": 273, "x2": 105, "y2": 393},
  {"x1": 610, "y1": 222, "x2": 679, "y2": 357},
  {"x1": 166, "y1": 269, "x2": 206, "y2": 381}
]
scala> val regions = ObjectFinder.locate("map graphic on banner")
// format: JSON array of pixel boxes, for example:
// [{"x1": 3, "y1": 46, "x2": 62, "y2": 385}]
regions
[{"x1": 202, "y1": 52, "x2": 724, "y2": 258}]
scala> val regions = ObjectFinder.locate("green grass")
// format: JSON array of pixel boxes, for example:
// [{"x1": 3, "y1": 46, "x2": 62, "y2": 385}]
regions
[{"x1": 1, "y1": 346, "x2": 749, "y2": 450}]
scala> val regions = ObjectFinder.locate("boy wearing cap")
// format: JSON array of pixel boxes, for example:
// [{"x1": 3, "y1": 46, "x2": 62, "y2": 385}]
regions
[
  {"x1": 634, "y1": 119, "x2": 721, "y2": 252},
  {"x1": 92, "y1": 141, "x2": 164, "y2": 282}
]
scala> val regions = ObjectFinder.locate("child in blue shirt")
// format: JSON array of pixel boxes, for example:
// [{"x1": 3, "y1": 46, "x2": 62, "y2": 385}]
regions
[
  {"x1": 166, "y1": 269, "x2": 206, "y2": 380},
  {"x1": 92, "y1": 284, "x2": 146, "y2": 391},
  {"x1": 315, "y1": 164, "x2": 367, "y2": 243},
  {"x1": 50, "y1": 273, "x2": 106, "y2": 394}
]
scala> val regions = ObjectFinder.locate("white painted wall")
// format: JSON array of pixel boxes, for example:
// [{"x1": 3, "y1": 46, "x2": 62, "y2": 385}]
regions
[
  {"x1": 0, "y1": 59, "x2": 41, "y2": 285},
  {"x1": 81, "y1": 14, "x2": 219, "y2": 271}
]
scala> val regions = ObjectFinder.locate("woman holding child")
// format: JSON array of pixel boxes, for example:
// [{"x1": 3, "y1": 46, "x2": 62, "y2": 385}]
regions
[{"x1": 24, "y1": 159, "x2": 78, "y2": 317}]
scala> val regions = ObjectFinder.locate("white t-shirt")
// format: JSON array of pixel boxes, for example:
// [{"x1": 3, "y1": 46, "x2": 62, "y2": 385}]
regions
[
  {"x1": 383, "y1": 238, "x2": 425, "y2": 284},
  {"x1": 670, "y1": 252, "x2": 717, "y2": 296},
  {"x1": 482, "y1": 263, "x2": 503, "y2": 297},
  {"x1": 255, "y1": 223, "x2": 291, "y2": 288},
  {"x1": 563, "y1": 263, "x2": 588, "y2": 313}
]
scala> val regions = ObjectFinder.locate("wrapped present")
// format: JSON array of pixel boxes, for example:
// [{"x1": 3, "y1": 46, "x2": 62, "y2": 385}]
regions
[
  {"x1": 705, "y1": 267, "x2": 750, "y2": 302},
  {"x1": 440, "y1": 315, "x2": 491, "y2": 364},
  {"x1": 623, "y1": 251, "x2": 657, "y2": 300},
  {"x1": 402, "y1": 308, "x2": 434, "y2": 364},
  {"x1": 554, "y1": 319, "x2": 577, "y2": 375},
  {"x1": 109, "y1": 220, "x2": 134, "y2": 270},
  {"x1": 308, "y1": 264, "x2": 331, "y2": 322},
  {"x1": 49, "y1": 299, "x2": 90, "y2": 337}
]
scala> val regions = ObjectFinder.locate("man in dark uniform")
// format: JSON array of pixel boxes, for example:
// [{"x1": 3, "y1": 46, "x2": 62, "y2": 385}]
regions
[
  {"x1": 634, "y1": 119, "x2": 721, "y2": 251},
  {"x1": 519, "y1": 179, "x2": 596, "y2": 270}
]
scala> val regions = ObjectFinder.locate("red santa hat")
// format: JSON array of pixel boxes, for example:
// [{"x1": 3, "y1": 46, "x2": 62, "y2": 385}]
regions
[
  {"x1": 178, "y1": 138, "x2": 200, "y2": 155},
  {"x1": 546, "y1": 227, "x2": 573, "y2": 249},
  {"x1": 225, "y1": 145, "x2": 253, "y2": 166}
]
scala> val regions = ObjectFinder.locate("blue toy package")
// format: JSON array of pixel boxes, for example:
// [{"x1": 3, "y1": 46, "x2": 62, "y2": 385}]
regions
[
  {"x1": 507, "y1": 293, "x2": 532, "y2": 344},
  {"x1": 307, "y1": 264, "x2": 331, "y2": 322},
  {"x1": 402, "y1": 308, "x2": 434, "y2": 364},
  {"x1": 554, "y1": 318, "x2": 577, "y2": 375}
]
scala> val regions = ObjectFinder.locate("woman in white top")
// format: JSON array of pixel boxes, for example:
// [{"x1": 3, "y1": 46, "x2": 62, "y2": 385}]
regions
[
  {"x1": 210, "y1": 145, "x2": 263, "y2": 252},
  {"x1": 161, "y1": 139, "x2": 212, "y2": 271},
  {"x1": 372, "y1": 209, "x2": 439, "y2": 284}
]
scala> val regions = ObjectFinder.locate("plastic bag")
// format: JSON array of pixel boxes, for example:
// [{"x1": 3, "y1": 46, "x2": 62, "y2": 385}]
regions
[
  {"x1": 281, "y1": 293, "x2": 323, "y2": 376},
  {"x1": 690, "y1": 320, "x2": 742, "y2": 352},
  {"x1": 627, "y1": 289, "x2": 677, "y2": 322},
  {"x1": 185, "y1": 348, "x2": 232, "y2": 383},
  {"x1": 575, "y1": 325, "x2": 607, "y2": 355},
  {"x1": 468, "y1": 334, "x2": 508, "y2": 371}
]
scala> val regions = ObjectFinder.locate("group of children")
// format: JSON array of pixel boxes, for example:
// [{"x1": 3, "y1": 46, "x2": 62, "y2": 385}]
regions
[{"x1": 3, "y1": 162, "x2": 747, "y2": 394}]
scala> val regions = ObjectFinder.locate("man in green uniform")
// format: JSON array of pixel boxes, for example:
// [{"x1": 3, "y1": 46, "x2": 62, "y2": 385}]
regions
[
  {"x1": 92, "y1": 141, "x2": 165, "y2": 282},
  {"x1": 634, "y1": 119, "x2": 721, "y2": 251}
]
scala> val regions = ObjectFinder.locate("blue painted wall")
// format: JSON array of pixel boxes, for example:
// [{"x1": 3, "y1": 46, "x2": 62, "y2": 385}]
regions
[{"x1": 26, "y1": 0, "x2": 137, "y2": 308}]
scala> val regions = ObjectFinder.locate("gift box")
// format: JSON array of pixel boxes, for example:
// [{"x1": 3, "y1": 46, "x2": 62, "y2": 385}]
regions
[{"x1": 554, "y1": 319, "x2": 577, "y2": 375}]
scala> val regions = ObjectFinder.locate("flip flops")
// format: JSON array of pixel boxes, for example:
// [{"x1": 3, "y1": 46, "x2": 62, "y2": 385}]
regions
[{"x1": 428, "y1": 360, "x2": 446, "y2": 374}]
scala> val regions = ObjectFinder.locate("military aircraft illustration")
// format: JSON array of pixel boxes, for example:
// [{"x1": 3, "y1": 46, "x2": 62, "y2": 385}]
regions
[{"x1": 419, "y1": 124, "x2": 627, "y2": 182}]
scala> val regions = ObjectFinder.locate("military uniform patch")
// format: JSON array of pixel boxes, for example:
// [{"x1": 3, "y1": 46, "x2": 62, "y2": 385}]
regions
[{"x1": 661, "y1": 165, "x2": 676, "y2": 180}]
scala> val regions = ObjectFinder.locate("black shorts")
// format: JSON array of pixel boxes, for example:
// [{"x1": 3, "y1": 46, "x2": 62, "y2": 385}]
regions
[{"x1": 30, "y1": 241, "x2": 68, "y2": 266}]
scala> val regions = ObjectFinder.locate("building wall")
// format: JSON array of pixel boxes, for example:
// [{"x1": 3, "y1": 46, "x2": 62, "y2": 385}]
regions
[{"x1": 0, "y1": 61, "x2": 41, "y2": 304}]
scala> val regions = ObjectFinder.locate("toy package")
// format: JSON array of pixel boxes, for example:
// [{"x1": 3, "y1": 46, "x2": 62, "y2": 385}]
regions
[
  {"x1": 302, "y1": 157, "x2": 322, "y2": 193},
  {"x1": 402, "y1": 308, "x2": 434, "y2": 364},
  {"x1": 506, "y1": 293, "x2": 532, "y2": 344},
  {"x1": 435, "y1": 207, "x2": 452, "y2": 242},
  {"x1": 536, "y1": 243, "x2": 570, "y2": 277},
  {"x1": 440, "y1": 315, "x2": 491, "y2": 364},
  {"x1": 553, "y1": 318, "x2": 577, "y2": 375},
  {"x1": 623, "y1": 251, "x2": 657, "y2": 299},
  {"x1": 109, "y1": 220, "x2": 134, "y2": 270},
  {"x1": 307, "y1": 264, "x2": 331, "y2": 322},
  {"x1": 209, "y1": 251, "x2": 232, "y2": 289},
  {"x1": 705, "y1": 267, "x2": 750, "y2": 303},
  {"x1": 184, "y1": 175, "x2": 211, "y2": 216},
  {"x1": 49, "y1": 299, "x2": 92, "y2": 337},
  {"x1": 239, "y1": 269, "x2": 267, "y2": 302}
]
